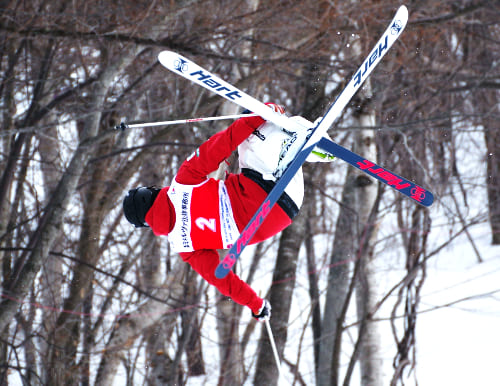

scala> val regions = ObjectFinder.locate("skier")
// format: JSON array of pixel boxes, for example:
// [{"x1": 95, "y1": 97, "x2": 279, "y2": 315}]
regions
[{"x1": 123, "y1": 103, "x2": 331, "y2": 321}]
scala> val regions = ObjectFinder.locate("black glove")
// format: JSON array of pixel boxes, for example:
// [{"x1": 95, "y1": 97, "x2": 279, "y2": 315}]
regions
[{"x1": 252, "y1": 299, "x2": 272, "y2": 321}]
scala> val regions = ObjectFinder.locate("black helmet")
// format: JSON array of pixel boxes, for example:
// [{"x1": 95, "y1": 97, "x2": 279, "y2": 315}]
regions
[{"x1": 123, "y1": 187, "x2": 158, "y2": 228}]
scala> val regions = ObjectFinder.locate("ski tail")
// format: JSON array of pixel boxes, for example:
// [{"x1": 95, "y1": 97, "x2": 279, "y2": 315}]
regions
[
  {"x1": 315, "y1": 137, "x2": 434, "y2": 206},
  {"x1": 214, "y1": 5, "x2": 410, "y2": 278}
]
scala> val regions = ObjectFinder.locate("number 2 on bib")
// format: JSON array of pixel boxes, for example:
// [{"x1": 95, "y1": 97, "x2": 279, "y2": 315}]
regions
[{"x1": 195, "y1": 217, "x2": 216, "y2": 232}]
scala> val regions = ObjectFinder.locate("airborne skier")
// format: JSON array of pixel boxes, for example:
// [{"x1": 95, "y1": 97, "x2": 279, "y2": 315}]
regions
[
  {"x1": 123, "y1": 103, "x2": 327, "y2": 320},
  {"x1": 124, "y1": 5, "x2": 430, "y2": 319}
]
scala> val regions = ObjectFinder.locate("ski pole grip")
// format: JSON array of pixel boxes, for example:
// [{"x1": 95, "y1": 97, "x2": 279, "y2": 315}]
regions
[{"x1": 114, "y1": 122, "x2": 128, "y2": 131}]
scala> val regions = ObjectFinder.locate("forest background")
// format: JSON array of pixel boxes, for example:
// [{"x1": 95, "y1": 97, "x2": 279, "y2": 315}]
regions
[{"x1": 0, "y1": 1, "x2": 499, "y2": 385}]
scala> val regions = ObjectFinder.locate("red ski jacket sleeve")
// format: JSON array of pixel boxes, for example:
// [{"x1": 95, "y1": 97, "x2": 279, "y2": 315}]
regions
[
  {"x1": 180, "y1": 250, "x2": 263, "y2": 314},
  {"x1": 175, "y1": 115, "x2": 265, "y2": 185}
]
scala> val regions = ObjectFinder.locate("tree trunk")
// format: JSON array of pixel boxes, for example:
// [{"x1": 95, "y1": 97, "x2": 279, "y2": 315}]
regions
[
  {"x1": 217, "y1": 297, "x2": 243, "y2": 386},
  {"x1": 483, "y1": 99, "x2": 500, "y2": 244},
  {"x1": 317, "y1": 167, "x2": 357, "y2": 386},
  {"x1": 304, "y1": 181, "x2": 322, "y2": 372},
  {"x1": 391, "y1": 205, "x2": 430, "y2": 385},
  {"x1": 181, "y1": 268, "x2": 205, "y2": 377},
  {"x1": 352, "y1": 78, "x2": 383, "y2": 386},
  {"x1": 140, "y1": 231, "x2": 186, "y2": 385},
  {"x1": 95, "y1": 258, "x2": 186, "y2": 385},
  {"x1": 254, "y1": 200, "x2": 307, "y2": 385}
]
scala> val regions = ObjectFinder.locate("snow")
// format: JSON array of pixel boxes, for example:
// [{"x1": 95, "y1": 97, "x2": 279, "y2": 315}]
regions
[{"x1": 416, "y1": 231, "x2": 500, "y2": 386}]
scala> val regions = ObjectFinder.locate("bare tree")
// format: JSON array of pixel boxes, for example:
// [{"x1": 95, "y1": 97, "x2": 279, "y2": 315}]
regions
[{"x1": 0, "y1": 1, "x2": 498, "y2": 385}]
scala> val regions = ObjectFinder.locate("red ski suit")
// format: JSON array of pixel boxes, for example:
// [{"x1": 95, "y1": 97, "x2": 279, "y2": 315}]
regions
[{"x1": 145, "y1": 115, "x2": 296, "y2": 314}]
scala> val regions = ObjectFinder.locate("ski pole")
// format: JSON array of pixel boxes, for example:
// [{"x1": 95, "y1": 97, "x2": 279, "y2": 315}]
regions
[
  {"x1": 265, "y1": 319, "x2": 283, "y2": 381},
  {"x1": 114, "y1": 113, "x2": 256, "y2": 130}
]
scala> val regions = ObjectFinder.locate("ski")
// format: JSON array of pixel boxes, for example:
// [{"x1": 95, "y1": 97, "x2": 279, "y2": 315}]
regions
[
  {"x1": 315, "y1": 137, "x2": 434, "y2": 206},
  {"x1": 159, "y1": 6, "x2": 410, "y2": 278},
  {"x1": 158, "y1": 52, "x2": 304, "y2": 133}
]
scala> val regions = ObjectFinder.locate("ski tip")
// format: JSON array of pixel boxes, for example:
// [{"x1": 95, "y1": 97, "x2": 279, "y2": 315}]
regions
[
  {"x1": 415, "y1": 189, "x2": 434, "y2": 207},
  {"x1": 395, "y1": 5, "x2": 409, "y2": 25},
  {"x1": 158, "y1": 50, "x2": 178, "y2": 67},
  {"x1": 423, "y1": 191, "x2": 434, "y2": 207},
  {"x1": 398, "y1": 4, "x2": 408, "y2": 15},
  {"x1": 214, "y1": 266, "x2": 229, "y2": 279},
  {"x1": 158, "y1": 50, "x2": 195, "y2": 76}
]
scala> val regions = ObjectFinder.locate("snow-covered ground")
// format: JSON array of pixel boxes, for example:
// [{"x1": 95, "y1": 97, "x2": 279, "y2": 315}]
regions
[{"x1": 417, "y1": 228, "x2": 500, "y2": 386}]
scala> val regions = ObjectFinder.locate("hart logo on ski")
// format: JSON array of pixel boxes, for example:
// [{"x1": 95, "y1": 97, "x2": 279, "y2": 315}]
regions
[
  {"x1": 391, "y1": 20, "x2": 404, "y2": 35},
  {"x1": 189, "y1": 70, "x2": 243, "y2": 100},
  {"x1": 160, "y1": 52, "x2": 246, "y2": 102},
  {"x1": 356, "y1": 159, "x2": 411, "y2": 190},
  {"x1": 158, "y1": 50, "x2": 296, "y2": 129},
  {"x1": 174, "y1": 58, "x2": 188, "y2": 73},
  {"x1": 220, "y1": 199, "x2": 272, "y2": 269},
  {"x1": 316, "y1": 138, "x2": 433, "y2": 206},
  {"x1": 352, "y1": 15, "x2": 404, "y2": 88},
  {"x1": 235, "y1": 199, "x2": 271, "y2": 250},
  {"x1": 410, "y1": 186, "x2": 427, "y2": 203},
  {"x1": 222, "y1": 253, "x2": 236, "y2": 270},
  {"x1": 353, "y1": 36, "x2": 389, "y2": 88}
]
